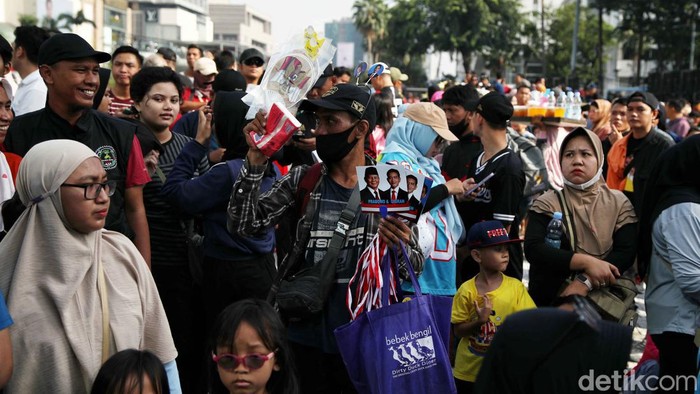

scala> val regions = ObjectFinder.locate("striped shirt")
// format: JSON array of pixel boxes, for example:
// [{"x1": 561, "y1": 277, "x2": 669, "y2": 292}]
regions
[
  {"x1": 144, "y1": 132, "x2": 209, "y2": 266},
  {"x1": 107, "y1": 92, "x2": 133, "y2": 117}
]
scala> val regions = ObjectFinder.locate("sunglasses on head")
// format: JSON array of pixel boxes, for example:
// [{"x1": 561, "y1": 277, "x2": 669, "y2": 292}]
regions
[
  {"x1": 243, "y1": 57, "x2": 264, "y2": 67},
  {"x1": 211, "y1": 351, "x2": 275, "y2": 370}
]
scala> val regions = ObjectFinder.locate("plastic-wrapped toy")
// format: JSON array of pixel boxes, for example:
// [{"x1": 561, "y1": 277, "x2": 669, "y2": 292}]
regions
[{"x1": 242, "y1": 26, "x2": 335, "y2": 157}]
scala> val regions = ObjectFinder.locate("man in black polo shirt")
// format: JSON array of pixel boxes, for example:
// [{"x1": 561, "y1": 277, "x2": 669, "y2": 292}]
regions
[
  {"x1": 459, "y1": 92, "x2": 524, "y2": 281},
  {"x1": 5, "y1": 33, "x2": 152, "y2": 264}
]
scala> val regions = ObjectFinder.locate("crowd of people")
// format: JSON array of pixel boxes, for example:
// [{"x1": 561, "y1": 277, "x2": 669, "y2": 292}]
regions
[{"x1": 0, "y1": 27, "x2": 697, "y2": 394}]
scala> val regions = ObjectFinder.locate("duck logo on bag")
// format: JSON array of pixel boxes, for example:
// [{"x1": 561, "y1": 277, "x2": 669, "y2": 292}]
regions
[{"x1": 385, "y1": 325, "x2": 438, "y2": 378}]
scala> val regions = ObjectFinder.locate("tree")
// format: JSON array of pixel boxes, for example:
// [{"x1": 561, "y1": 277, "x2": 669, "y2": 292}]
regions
[
  {"x1": 40, "y1": 10, "x2": 96, "y2": 34},
  {"x1": 544, "y1": 3, "x2": 613, "y2": 86},
  {"x1": 353, "y1": 0, "x2": 389, "y2": 64},
  {"x1": 18, "y1": 14, "x2": 39, "y2": 27},
  {"x1": 422, "y1": 0, "x2": 521, "y2": 75},
  {"x1": 374, "y1": 0, "x2": 431, "y2": 84}
]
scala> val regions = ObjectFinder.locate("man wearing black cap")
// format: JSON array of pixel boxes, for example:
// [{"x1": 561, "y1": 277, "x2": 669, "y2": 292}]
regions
[
  {"x1": 228, "y1": 83, "x2": 424, "y2": 393},
  {"x1": 458, "y1": 91, "x2": 525, "y2": 281},
  {"x1": 360, "y1": 166, "x2": 383, "y2": 202},
  {"x1": 441, "y1": 85, "x2": 483, "y2": 183},
  {"x1": 5, "y1": 33, "x2": 152, "y2": 264},
  {"x1": 238, "y1": 48, "x2": 265, "y2": 90},
  {"x1": 606, "y1": 91, "x2": 674, "y2": 213}
]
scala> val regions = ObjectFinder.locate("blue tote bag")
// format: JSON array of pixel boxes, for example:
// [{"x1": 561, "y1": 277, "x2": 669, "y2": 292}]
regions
[{"x1": 334, "y1": 243, "x2": 456, "y2": 394}]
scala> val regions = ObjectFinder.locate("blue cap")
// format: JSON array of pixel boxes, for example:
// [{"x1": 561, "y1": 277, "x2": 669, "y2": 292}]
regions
[
  {"x1": 467, "y1": 220, "x2": 524, "y2": 249},
  {"x1": 553, "y1": 212, "x2": 563, "y2": 220}
]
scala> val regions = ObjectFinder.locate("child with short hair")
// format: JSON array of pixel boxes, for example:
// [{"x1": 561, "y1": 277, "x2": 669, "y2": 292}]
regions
[
  {"x1": 91, "y1": 349, "x2": 170, "y2": 394},
  {"x1": 451, "y1": 221, "x2": 536, "y2": 393},
  {"x1": 210, "y1": 299, "x2": 299, "y2": 394}
]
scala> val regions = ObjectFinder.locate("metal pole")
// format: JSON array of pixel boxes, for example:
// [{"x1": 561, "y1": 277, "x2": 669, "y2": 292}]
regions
[
  {"x1": 598, "y1": 3, "x2": 604, "y2": 93},
  {"x1": 570, "y1": 0, "x2": 581, "y2": 85},
  {"x1": 691, "y1": 3, "x2": 698, "y2": 70}
]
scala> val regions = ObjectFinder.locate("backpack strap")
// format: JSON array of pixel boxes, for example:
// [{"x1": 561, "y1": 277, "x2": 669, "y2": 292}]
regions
[
  {"x1": 266, "y1": 163, "x2": 325, "y2": 304},
  {"x1": 295, "y1": 163, "x2": 324, "y2": 217}
]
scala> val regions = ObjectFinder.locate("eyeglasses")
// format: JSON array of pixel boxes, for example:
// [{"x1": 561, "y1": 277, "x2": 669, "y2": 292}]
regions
[
  {"x1": 61, "y1": 180, "x2": 117, "y2": 200},
  {"x1": 211, "y1": 351, "x2": 275, "y2": 370},
  {"x1": 243, "y1": 58, "x2": 264, "y2": 67}
]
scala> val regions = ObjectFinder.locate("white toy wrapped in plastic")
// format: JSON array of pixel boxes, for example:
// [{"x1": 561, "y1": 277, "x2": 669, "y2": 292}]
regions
[{"x1": 242, "y1": 26, "x2": 336, "y2": 156}]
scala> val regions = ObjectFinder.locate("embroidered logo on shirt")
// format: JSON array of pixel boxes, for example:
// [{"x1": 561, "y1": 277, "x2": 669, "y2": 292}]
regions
[{"x1": 96, "y1": 146, "x2": 117, "y2": 170}]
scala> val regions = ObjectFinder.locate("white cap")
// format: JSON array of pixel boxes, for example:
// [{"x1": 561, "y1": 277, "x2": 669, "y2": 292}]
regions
[{"x1": 194, "y1": 58, "x2": 218, "y2": 76}]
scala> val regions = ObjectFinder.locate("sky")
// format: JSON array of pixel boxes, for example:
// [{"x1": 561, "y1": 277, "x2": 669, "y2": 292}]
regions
[{"x1": 227, "y1": 0, "x2": 356, "y2": 47}]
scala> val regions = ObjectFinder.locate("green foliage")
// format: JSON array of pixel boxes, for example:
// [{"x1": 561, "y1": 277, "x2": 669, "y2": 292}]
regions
[
  {"x1": 545, "y1": 2, "x2": 613, "y2": 84},
  {"x1": 18, "y1": 14, "x2": 39, "y2": 27},
  {"x1": 41, "y1": 10, "x2": 96, "y2": 34},
  {"x1": 353, "y1": 0, "x2": 389, "y2": 63}
]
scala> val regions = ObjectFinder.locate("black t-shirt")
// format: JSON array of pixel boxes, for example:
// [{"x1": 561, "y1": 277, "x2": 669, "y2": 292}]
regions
[
  {"x1": 441, "y1": 132, "x2": 482, "y2": 181},
  {"x1": 459, "y1": 148, "x2": 524, "y2": 230},
  {"x1": 474, "y1": 308, "x2": 632, "y2": 394}
]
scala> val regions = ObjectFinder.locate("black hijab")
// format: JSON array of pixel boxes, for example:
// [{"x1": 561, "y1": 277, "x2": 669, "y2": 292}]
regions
[
  {"x1": 213, "y1": 91, "x2": 250, "y2": 161},
  {"x1": 637, "y1": 134, "x2": 700, "y2": 277}
]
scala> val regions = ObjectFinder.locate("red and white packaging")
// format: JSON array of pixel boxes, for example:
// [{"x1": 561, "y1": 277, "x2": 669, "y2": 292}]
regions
[{"x1": 249, "y1": 102, "x2": 301, "y2": 157}]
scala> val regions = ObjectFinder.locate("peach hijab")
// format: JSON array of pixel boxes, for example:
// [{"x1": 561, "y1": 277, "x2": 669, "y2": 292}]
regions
[{"x1": 0, "y1": 140, "x2": 176, "y2": 393}]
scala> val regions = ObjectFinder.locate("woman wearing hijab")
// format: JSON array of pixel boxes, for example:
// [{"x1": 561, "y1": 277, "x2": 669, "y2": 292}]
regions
[
  {"x1": 638, "y1": 135, "x2": 700, "y2": 391},
  {"x1": 524, "y1": 127, "x2": 638, "y2": 307},
  {"x1": 379, "y1": 102, "x2": 466, "y2": 295},
  {"x1": 0, "y1": 140, "x2": 178, "y2": 393},
  {"x1": 588, "y1": 99, "x2": 613, "y2": 141},
  {"x1": 161, "y1": 90, "x2": 280, "y2": 334}
]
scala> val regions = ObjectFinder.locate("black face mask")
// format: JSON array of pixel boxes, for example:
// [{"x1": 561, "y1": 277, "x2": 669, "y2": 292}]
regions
[
  {"x1": 316, "y1": 122, "x2": 359, "y2": 163},
  {"x1": 448, "y1": 118, "x2": 467, "y2": 137}
]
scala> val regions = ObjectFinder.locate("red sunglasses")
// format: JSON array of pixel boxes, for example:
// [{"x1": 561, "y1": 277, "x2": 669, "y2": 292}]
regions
[{"x1": 211, "y1": 351, "x2": 275, "y2": 370}]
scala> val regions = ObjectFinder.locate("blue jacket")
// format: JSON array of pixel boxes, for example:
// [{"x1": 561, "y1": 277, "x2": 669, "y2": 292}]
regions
[{"x1": 161, "y1": 140, "x2": 279, "y2": 260}]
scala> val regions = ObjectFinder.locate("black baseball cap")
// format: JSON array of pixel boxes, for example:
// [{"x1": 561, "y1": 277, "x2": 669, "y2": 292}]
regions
[
  {"x1": 156, "y1": 47, "x2": 177, "y2": 62},
  {"x1": 628, "y1": 91, "x2": 660, "y2": 111},
  {"x1": 299, "y1": 84, "x2": 377, "y2": 130},
  {"x1": 212, "y1": 69, "x2": 246, "y2": 92},
  {"x1": 475, "y1": 91, "x2": 513, "y2": 128},
  {"x1": 313, "y1": 64, "x2": 334, "y2": 89},
  {"x1": 239, "y1": 48, "x2": 264, "y2": 64},
  {"x1": 38, "y1": 33, "x2": 111, "y2": 66},
  {"x1": 467, "y1": 220, "x2": 523, "y2": 249}
]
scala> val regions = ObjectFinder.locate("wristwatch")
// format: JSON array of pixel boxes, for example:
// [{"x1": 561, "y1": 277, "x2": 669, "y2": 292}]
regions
[{"x1": 576, "y1": 274, "x2": 593, "y2": 291}]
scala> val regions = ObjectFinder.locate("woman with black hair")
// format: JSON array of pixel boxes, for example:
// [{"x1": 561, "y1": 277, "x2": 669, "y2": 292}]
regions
[{"x1": 130, "y1": 66, "x2": 210, "y2": 392}]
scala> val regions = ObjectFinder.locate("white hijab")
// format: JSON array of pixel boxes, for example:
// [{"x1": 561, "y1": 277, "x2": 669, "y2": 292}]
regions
[{"x1": 0, "y1": 140, "x2": 176, "y2": 393}]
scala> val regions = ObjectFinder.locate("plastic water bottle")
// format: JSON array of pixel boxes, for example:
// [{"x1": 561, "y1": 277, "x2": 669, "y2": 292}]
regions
[
  {"x1": 544, "y1": 212, "x2": 564, "y2": 249},
  {"x1": 572, "y1": 92, "x2": 583, "y2": 120},
  {"x1": 565, "y1": 92, "x2": 575, "y2": 118}
]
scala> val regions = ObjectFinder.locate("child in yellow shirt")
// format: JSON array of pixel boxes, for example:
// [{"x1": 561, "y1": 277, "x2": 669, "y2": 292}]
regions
[{"x1": 451, "y1": 220, "x2": 536, "y2": 393}]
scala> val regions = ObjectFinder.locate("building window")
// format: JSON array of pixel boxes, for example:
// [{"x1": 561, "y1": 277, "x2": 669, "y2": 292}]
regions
[{"x1": 251, "y1": 40, "x2": 266, "y2": 51}]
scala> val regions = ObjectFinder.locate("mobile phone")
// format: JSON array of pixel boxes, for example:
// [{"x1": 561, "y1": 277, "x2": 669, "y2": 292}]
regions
[{"x1": 464, "y1": 172, "x2": 495, "y2": 196}]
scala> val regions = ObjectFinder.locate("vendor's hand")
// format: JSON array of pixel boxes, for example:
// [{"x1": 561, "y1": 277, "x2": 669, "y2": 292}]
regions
[
  {"x1": 378, "y1": 215, "x2": 412, "y2": 249},
  {"x1": 445, "y1": 178, "x2": 466, "y2": 196},
  {"x1": 531, "y1": 115, "x2": 545, "y2": 130},
  {"x1": 293, "y1": 137, "x2": 316, "y2": 152},
  {"x1": 559, "y1": 279, "x2": 590, "y2": 297},
  {"x1": 474, "y1": 294, "x2": 493, "y2": 324},
  {"x1": 243, "y1": 110, "x2": 268, "y2": 165},
  {"x1": 582, "y1": 256, "x2": 619, "y2": 289},
  {"x1": 195, "y1": 105, "x2": 213, "y2": 145}
]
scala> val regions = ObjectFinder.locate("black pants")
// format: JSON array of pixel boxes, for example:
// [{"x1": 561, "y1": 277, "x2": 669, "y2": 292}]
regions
[
  {"x1": 652, "y1": 332, "x2": 698, "y2": 394},
  {"x1": 151, "y1": 264, "x2": 204, "y2": 394},
  {"x1": 290, "y1": 341, "x2": 357, "y2": 394},
  {"x1": 455, "y1": 378, "x2": 474, "y2": 394}
]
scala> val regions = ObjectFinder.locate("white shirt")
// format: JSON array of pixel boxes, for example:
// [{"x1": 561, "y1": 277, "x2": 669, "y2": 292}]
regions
[{"x1": 12, "y1": 69, "x2": 48, "y2": 116}]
